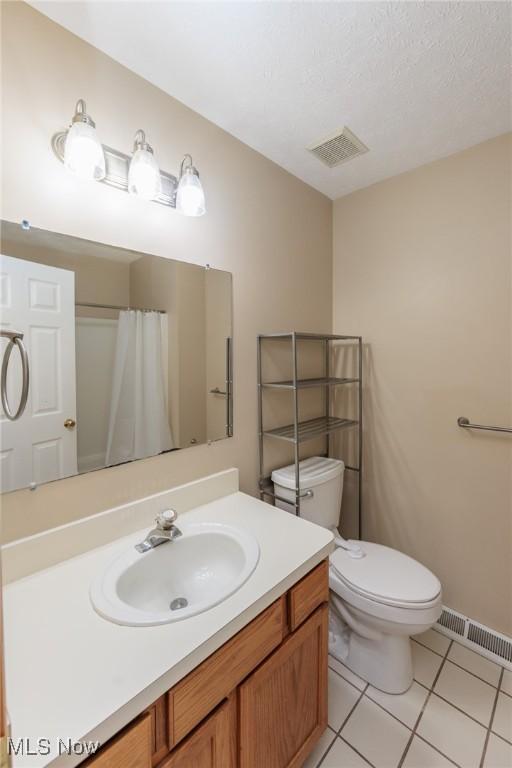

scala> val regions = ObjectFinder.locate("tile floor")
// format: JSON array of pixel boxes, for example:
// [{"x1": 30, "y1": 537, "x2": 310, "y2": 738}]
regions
[{"x1": 304, "y1": 629, "x2": 512, "y2": 768}]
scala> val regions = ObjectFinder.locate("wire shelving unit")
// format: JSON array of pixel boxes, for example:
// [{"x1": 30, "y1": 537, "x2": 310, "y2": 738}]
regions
[{"x1": 257, "y1": 332, "x2": 363, "y2": 538}]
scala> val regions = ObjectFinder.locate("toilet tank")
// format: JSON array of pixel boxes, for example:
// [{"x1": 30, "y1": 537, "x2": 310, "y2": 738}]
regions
[{"x1": 271, "y1": 456, "x2": 344, "y2": 529}]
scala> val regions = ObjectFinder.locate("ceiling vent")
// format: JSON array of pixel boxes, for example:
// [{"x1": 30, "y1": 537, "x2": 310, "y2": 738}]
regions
[{"x1": 308, "y1": 127, "x2": 368, "y2": 168}]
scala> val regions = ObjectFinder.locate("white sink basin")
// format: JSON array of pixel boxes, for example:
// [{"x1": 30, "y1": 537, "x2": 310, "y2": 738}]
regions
[{"x1": 90, "y1": 522, "x2": 260, "y2": 626}]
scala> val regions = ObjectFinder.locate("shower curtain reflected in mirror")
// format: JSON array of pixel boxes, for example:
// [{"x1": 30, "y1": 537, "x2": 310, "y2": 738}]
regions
[{"x1": 105, "y1": 310, "x2": 173, "y2": 467}]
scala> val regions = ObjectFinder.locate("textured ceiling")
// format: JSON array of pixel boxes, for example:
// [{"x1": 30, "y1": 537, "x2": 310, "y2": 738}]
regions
[{"x1": 30, "y1": 1, "x2": 511, "y2": 199}]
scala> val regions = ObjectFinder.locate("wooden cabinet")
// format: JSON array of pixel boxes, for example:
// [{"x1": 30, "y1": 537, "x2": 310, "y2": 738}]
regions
[
  {"x1": 160, "y1": 695, "x2": 236, "y2": 768},
  {"x1": 288, "y1": 560, "x2": 329, "y2": 631},
  {"x1": 239, "y1": 605, "x2": 328, "y2": 768},
  {"x1": 85, "y1": 713, "x2": 152, "y2": 768},
  {"x1": 82, "y1": 560, "x2": 328, "y2": 768},
  {"x1": 146, "y1": 695, "x2": 168, "y2": 766},
  {"x1": 169, "y1": 597, "x2": 285, "y2": 747}
]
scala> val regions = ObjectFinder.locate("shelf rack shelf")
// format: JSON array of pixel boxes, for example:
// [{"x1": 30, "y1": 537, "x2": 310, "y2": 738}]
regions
[
  {"x1": 262, "y1": 377, "x2": 359, "y2": 390},
  {"x1": 263, "y1": 416, "x2": 358, "y2": 444},
  {"x1": 257, "y1": 331, "x2": 363, "y2": 537}
]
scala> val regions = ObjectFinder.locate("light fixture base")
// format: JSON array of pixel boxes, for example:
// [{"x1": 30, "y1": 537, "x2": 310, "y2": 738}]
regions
[{"x1": 52, "y1": 131, "x2": 178, "y2": 207}]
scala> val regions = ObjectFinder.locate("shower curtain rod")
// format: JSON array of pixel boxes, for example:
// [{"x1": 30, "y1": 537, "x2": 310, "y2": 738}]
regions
[{"x1": 76, "y1": 301, "x2": 166, "y2": 314}]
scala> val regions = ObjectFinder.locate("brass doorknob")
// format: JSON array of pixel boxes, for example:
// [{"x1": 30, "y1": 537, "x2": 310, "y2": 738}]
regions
[{"x1": 64, "y1": 418, "x2": 76, "y2": 429}]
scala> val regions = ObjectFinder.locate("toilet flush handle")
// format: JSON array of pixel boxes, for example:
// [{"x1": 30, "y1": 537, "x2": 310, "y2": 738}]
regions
[{"x1": 331, "y1": 528, "x2": 365, "y2": 559}]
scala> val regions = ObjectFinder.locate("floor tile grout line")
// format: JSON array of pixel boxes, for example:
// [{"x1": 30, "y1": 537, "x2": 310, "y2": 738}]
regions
[
  {"x1": 313, "y1": 727, "x2": 339, "y2": 768},
  {"x1": 413, "y1": 733, "x2": 462, "y2": 768},
  {"x1": 412, "y1": 637, "x2": 448, "y2": 659},
  {"x1": 479, "y1": 667, "x2": 505, "y2": 768},
  {"x1": 328, "y1": 661, "x2": 430, "y2": 759},
  {"x1": 413, "y1": 639, "x2": 504, "y2": 689},
  {"x1": 397, "y1": 639, "x2": 454, "y2": 768},
  {"x1": 413, "y1": 677, "x2": 431, "y2": 692},
  {"x1": 430, "y1": 691, "x2": 497, "y2": 730},
  {"x1": 336, "y1": 683, "x2": 369, "y2": 736},
  {"x1": 362, "y1": 688, "x2": 417, "y2": 732},
  {"x1": 328, "y1": 661, "x2": 365, "y2": 693},
  {"x1": 443, "y1": 657, "x2": 503, "y2": 690},
  {"x1": 337, "y1": 734, "x2": 376, "y2": 768},
  {"x1": 489, "y1": 730, "x2": 512, "y2": 746},
  {"x1": 360, "y1": 682, "x2": 470, "y2": 766}
]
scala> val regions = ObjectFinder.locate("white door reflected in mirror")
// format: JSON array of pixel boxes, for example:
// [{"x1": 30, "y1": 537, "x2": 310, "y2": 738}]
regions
[{"x1": 0, "y1": 254, "x2": 78, "y2": 492}]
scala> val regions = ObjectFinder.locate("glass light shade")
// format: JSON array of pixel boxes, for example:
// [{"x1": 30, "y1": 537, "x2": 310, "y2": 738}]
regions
[
  {"x1": 176, "y1": 171, "x2": 206, "y2": 216},
  {"x1": 128, "y1": 148, "x2": 162, "y2": 200},
  {"x1": 64, "y1": 121, "x2": 106, "y2": 181}
]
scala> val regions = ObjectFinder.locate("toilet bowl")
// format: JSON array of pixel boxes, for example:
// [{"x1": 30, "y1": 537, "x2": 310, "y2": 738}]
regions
[{"x1": 272, "y1": 456, "x2": 442, "y2": 694}]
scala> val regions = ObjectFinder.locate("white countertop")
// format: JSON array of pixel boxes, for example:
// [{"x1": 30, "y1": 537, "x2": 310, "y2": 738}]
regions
[{"x1": 4, "y1": 490, "x2": 333, "y2": 767}]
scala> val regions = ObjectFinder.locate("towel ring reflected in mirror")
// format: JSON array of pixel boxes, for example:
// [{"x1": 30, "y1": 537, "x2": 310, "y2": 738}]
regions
[{"x1": 0, "y1": 330, "x2": 30, "y2": 421}]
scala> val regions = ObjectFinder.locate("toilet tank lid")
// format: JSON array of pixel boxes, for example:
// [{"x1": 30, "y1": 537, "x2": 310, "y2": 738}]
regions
[{"x1": 271, "y1": 456, "x2": 344, "y2": 490}]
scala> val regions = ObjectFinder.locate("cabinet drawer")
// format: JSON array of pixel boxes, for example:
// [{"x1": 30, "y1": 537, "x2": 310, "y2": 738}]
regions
[
  {"x1": 85, "y1": 713, "x2": 151, "y2": 768},
  {"x1": 169, "y1": 596, "x2": 285, "y2": 747},
  {"x1": 288, "y1": 560, "x2": 328, "y2": 631}
]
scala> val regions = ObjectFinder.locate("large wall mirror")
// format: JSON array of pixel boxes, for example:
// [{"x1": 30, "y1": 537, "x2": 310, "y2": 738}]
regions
[{"x1": 0, "y1": 221, "x2": 233, "y2": 493}]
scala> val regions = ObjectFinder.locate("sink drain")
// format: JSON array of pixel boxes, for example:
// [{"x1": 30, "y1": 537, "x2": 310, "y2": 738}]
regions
[{"x1": 170, "y1": 597, "x2": 188, "y2": 611}]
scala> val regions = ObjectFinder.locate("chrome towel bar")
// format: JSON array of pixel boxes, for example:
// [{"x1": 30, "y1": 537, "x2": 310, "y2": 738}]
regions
[
  {"x1": 209, "y1": 387, "x2": 227, "y2": 396},
  {"x1": 1, "y1": 329, "x2": 30, "y2": 421},
  {"x1": 457, "y1": 417, "x2": 512, "y2": 434}
]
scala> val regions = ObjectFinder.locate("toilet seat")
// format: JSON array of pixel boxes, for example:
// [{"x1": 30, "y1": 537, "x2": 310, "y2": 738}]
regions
[{"x1": 330, "y1": 541, "x2": 441, "y2": 610}]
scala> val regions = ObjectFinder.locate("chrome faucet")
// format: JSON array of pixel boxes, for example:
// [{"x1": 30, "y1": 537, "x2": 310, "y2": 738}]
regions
[{"x1": 135, "y1": 509, "x2": 182, "y2": 553}]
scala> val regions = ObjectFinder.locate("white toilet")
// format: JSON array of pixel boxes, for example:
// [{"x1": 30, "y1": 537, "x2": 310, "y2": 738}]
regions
[{"x1": 272, "y1": 456, "x2": 442, "y2": 694}]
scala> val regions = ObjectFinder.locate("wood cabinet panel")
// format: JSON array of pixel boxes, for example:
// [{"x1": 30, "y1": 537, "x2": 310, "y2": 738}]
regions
[
  {"x1": 160, "y1": 695, "x2": 236, "y2": 768},
  {"x1": 85, "y1": 713, "x2": 152, "y2": 768},
  {"x1": 169, "y1": 596, "x2": 285, "y2": 747},
  {"x1": 145, "y1": 695, "x2": 168, "y2": 766},
  {"x1": 288, "y1": 560, "x2": 328, "y2": 631},
  {"x1": 239, "y1": 605, "x2": 328, "y2": 768}
]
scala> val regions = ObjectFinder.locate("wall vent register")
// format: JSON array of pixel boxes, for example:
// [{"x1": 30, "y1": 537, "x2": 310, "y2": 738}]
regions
[{"x1": 437, "y1": 606, "x2": 512, "y2": 666}]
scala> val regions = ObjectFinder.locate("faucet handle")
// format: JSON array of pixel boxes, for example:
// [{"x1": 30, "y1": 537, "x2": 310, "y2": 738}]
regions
[{"x1": 156, "y1": 508, "x2": 178, "y2": 530}]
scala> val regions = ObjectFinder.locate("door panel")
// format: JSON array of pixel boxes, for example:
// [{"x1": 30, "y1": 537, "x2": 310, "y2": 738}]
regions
[
  {"x1": 85, "y1": 714, "x2": 151, "y2": 768},
  {"x1": 161, "y1": 696, "x2": 235, "y2": 768},
  {"x1": 0, "y1": 254, "x2": 77, "y2": 491},
  {"x1": 239, "y1": 605, "x2": 328, "y2": 768}
]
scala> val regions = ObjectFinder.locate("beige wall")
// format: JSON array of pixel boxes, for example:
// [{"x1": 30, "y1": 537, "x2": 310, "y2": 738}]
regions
[
  {"x1": 333, "y1": 134, "x2": 512, "y2": 635},
  {"x1": 174, "y1": 263, "x2": 207, "y2": 447},
  {"x1": 0, "y1": 225, "x2": 131, "y2": 316},
  {"x1": 0, "y1": 2, "x2": 332, "y2": 542}
]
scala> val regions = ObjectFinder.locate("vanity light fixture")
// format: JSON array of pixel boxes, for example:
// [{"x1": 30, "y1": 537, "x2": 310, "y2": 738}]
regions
[
  {"x1": 63, "y1": 100, "x2": 106, "y2": 181},
  {"x1": 176, "y1": 155, "x2": 206, "y2": 217},
  {"x1": 128, "y1": 130, "x2": 162, "y2": 201},
  {"x1": 52, "y1": 100, "x2": 205, "y2": 215}
]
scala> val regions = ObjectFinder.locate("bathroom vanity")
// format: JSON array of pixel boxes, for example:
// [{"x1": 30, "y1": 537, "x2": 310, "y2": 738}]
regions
[
  {"x1": 88, "y1": 560, "x2": 328, "y2": 768},
  {"x1": 2, "y1": 470, "x2": 333, "y2": 768}
]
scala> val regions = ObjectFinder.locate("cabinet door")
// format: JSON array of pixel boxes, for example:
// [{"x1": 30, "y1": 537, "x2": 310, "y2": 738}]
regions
[
  {"x1": 85, "y1": 713, "x2": 151, "y2": 768},
  {"x1": 161, "y1": 695, "x2": 236, "y2": 768},
  {"x1": 145, "y1": 695, "x2": 168, "y2": 766},
  {"x1": 239, "y1": 605, "x2": 328, "y2": 768}
]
